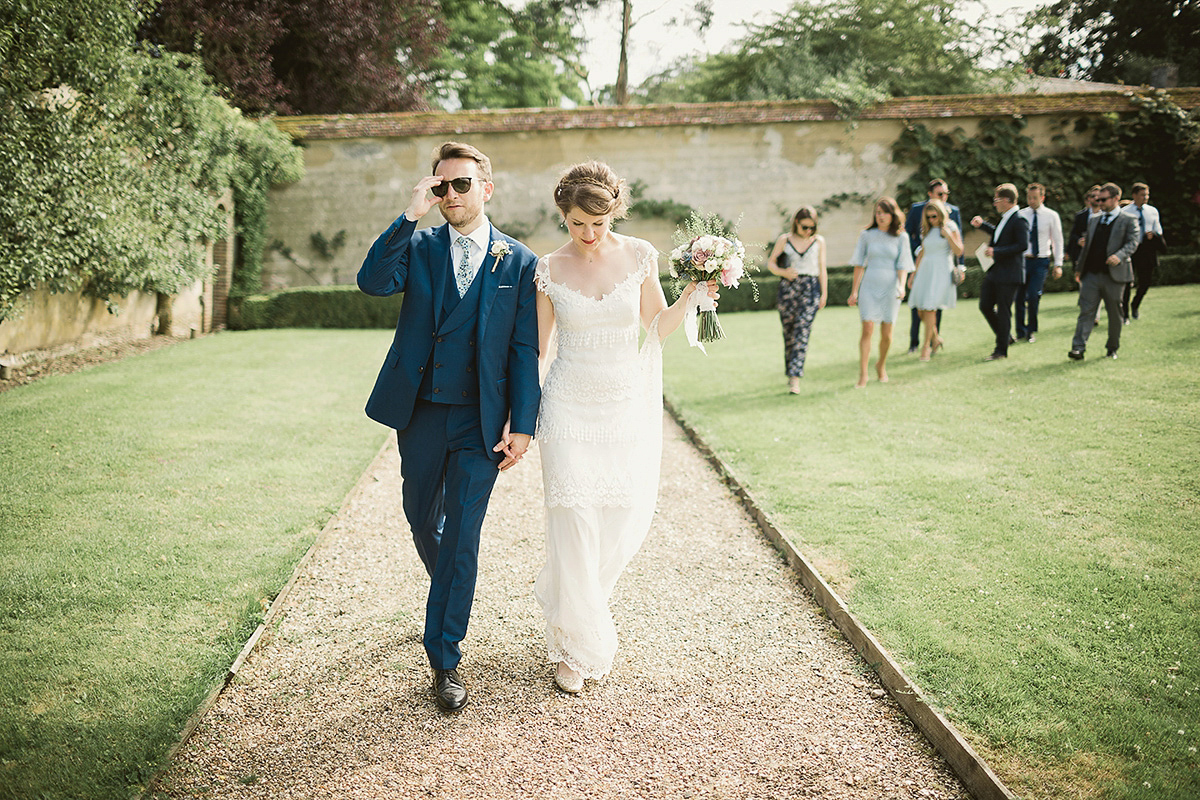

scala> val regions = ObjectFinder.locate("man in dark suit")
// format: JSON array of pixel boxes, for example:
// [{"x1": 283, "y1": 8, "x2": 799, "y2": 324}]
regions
[
  {"x1": 970, "y1": 183, "x2": 1029, "y2": 361},
  {"x1": 1066, "y1": 185, "x2": 1101, "y2": 264},
  {"x1": 358, "y1": 141, "x2": 541, "y2": 712},
  {"x1": 1069, "y1": 182, "x2": 1140, "y2": 360},
  {"x1": 904, "y1": 179, "x2": 962, "y2": 353}
]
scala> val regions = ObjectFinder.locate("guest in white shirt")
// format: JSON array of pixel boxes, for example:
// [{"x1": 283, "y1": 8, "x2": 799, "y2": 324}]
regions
[
  {"x1": 1015, "y1": 183, "x2": 1064, "y2": 343},
  {"x1": 1122, "y1": 181, "x2": 1165, "y2": 320}
]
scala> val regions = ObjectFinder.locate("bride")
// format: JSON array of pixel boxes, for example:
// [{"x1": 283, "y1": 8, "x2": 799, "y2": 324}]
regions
[{"x1": 533, "y1": 161, "x2": 717, "y2": 693}]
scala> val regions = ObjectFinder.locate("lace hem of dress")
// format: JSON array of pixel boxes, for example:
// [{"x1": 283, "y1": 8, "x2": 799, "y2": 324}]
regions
[
  {"x1": 542, "y1": 475, "x2": 636, "y2": 509},
  {"x1": 545, "y1": 624, "x2": 613, "y2": 679}
]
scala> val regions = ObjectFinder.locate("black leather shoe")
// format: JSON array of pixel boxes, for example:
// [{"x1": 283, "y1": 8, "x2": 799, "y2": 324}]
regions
[
  {"x1": 984, "y1": 352, "x2": 1006, "y2": 361},
  {"x1": 1068, "y1": 349, "x2": 1085, "y2": 361},
  {"x1": 433, "y1": 668, "x2": 468, "y2": 712},
  {"x1": 1106, "y1": 350, "x2": 1118, "y2": 359}
]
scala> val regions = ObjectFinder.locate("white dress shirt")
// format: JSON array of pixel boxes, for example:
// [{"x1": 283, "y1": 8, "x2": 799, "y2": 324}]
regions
[
  {"x1": 1018, "y1": 205, "x2": 1064, "y2": 267},
  {"x1": 1123, "y1": 202, "x2": 1162, "y2": 242},
  {"x1": 992, "y1": 205, "x2": 1020, "y2": 242}
]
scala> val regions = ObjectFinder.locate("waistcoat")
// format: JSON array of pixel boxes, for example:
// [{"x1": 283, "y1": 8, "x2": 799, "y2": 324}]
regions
[{"x1": 418, "y1": 268, "x2": 482, "y2": 405}]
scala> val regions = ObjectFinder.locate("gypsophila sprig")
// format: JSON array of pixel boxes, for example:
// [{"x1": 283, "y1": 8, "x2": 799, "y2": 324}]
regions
[{"x1": 668, "y1": 212, "x2": 758, "y2": 344}]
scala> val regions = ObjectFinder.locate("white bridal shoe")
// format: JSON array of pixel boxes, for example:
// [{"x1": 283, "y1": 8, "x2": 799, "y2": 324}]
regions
[{"x1": 555, "y1": 661, "x2": 584, "y2": 693}]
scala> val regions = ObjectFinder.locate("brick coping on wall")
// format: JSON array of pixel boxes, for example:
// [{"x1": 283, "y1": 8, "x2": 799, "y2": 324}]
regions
[{"x1": 272, "y1": 89, "x2": 1200, "y2": 141}]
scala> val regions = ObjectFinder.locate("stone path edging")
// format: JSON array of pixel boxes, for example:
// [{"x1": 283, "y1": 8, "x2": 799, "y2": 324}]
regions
[{"x1": 663, "y1": 398, "x2": 1017, "y2": 800}]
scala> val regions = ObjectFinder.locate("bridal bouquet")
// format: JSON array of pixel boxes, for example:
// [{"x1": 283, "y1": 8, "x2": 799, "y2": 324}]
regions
[{"x1": 668, "y1": 212, "x2": 757, "y2": 345}]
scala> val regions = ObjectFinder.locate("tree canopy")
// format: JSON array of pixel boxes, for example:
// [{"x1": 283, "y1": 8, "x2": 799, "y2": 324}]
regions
[
  {"x1": 427, "y1": 0, "x2": 589, "y2": 110},
  {"x1": 139, "y1": 0, "x2": 446, "y2": 114},
  {"x1": 1025, "y1": 0, "x2": 1200, "y2": 87},
  {"x1": 638, "y1": 0, "x2": 999, "y2": 109}
]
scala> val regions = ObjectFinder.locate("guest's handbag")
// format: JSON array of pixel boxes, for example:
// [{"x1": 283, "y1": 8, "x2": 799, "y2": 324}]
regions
[{"x1": 952, "y1": 265, "x2": 965, "y2": 285}]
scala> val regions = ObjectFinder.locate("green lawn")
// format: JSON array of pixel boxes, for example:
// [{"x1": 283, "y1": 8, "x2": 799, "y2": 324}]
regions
[
  {"x1": 662, "y1": 286, "x2": 1200, "y2": 800},
  {"x1": 0, "y1": 329, "x2": 392, "y2": 800}
]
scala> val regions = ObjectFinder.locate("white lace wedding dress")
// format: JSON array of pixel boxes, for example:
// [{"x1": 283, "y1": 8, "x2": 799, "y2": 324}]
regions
[{"x1": 533, "y1": 241, "x2": 664, "y2": 680}]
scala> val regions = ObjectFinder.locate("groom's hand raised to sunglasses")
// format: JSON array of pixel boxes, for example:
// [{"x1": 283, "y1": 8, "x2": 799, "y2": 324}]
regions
[{"x1": 405, "y1": 175, "x2": 449, "y2": 221}]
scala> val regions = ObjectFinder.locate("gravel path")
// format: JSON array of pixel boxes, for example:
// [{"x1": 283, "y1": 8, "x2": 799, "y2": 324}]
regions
[{"x1": 153, "y1": 414, "x2": 970, "y2": 800}]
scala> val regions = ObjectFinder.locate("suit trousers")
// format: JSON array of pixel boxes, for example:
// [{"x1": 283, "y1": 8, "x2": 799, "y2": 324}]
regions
[
  {"x1": 1015, "y1": 257, "x2": 1050, "y2": 338},
  {"x1": 1073, "y1": 272, "x2": 1126, "y2": 354},
  {"x1": 1122, "y1": 244, "x2": 1157, "y2": 319},
  {"x1": 978, "y1": 277, "x2": 1020, "y2": 356},
  {"x1": 397, "y1": 400, "x2": 500, "y2": 670}
]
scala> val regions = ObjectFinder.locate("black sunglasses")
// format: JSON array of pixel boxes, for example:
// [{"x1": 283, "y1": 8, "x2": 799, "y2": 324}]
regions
[
  {"x1": 430, "y1": 177, "x2": 475, "y2": 197},
  {"x1": 798, "y1": 223, "x2": 815, "y2": 231}
]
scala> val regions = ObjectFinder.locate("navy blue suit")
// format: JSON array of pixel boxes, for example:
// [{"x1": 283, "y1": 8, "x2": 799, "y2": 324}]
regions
[
  {"x1": 977, "y1": 210, "x2": 1029, "y2": 357},
  {"x1": 358, "y1": 214, "x2": 540, "y2": 669},
  {"x1": 905, "y1": 200, "x2": 962, "y2": 349}
]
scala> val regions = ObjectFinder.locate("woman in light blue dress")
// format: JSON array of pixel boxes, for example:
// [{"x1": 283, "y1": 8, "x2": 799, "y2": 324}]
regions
[
  {"x1": 847, "y1": 197, "x2": 913, "y2": 387},
  {"x1": 906, "y1": 198, "x2": 964, "y2": 361}
]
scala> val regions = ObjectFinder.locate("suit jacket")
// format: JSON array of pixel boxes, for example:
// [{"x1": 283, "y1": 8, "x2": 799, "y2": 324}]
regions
[
  {"x1": 978, "y1": 210, "x2": 1029, "y2": 284},
  {"x1": 1077, "y1": 212, "x2": 1139, "y2": 283},
  {"x1": 905, "y1": 200, "x2": 963, "y2": 262},
  {"x1": 357, "y1": 215, "x2": 541, "y2": 458},
  {"x1": 1067, "y1": 208, "x2": 1091, "y2": 263}
]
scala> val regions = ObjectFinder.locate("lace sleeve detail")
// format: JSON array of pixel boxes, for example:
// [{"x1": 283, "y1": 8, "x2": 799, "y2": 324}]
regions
[
  {"x1": 634, "y1": 240, "x2": 660, "y2": 284},
  {"x1": 534, "y1": 255, "x2": 552, "y2": 292}
]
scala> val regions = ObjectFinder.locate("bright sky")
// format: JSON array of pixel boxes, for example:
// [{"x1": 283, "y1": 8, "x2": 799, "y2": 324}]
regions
[{"x1": 579, "y1": 0, "x2": 1048, "y2": 95}]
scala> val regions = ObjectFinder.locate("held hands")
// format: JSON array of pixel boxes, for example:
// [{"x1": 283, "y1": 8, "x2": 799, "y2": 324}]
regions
[
  {"x1": 405, "y1": 175, "x2": 447, "y2": 221},
  {"x1": 970, "y1": 215, "x2": 984, "y2": 228},
  {"x1": 493, "y1": 418, "x2": 532, "y2": 472}
]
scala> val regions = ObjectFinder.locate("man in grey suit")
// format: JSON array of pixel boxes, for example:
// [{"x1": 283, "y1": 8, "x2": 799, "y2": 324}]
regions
[{"x1": 1068, "y1": 182, "x2": 1139, "y2": 360}]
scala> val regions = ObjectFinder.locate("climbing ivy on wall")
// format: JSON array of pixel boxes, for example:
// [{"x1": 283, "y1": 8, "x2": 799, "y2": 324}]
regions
[
  {"x1": 0, "y1": 1, "x2": 302, "y2": 320},
  {"x1": 892, "y1": 90, "x2": 1200, "y2": 248}
]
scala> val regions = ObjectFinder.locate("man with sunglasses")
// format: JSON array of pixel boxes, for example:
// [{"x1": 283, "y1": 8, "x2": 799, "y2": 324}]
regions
[
  {"x1": 358, "y1": 141, "x2": 541, "y2": 712},
  {"x1": 904, "y1": 179, "x2": 962, "y2": 353},
  {"x1": 1068, "y1": 182, "x2": 1139, "y2": 360}
]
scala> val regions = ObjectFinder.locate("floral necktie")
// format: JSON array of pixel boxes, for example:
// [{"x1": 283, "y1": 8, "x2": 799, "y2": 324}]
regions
[{"x1": 455, "y1": 236, "x2": 473, "y2": 297}]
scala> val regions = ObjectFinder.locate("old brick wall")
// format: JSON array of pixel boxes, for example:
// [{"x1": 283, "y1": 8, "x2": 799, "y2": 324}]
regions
[{"x1": 264, "y1": 90, "x2": 1200, "y2": 289}]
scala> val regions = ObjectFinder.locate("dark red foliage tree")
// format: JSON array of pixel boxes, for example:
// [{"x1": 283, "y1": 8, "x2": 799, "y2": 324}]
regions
[{"x1": 140, "y1": 0, "x2": 445, "y2": 115}]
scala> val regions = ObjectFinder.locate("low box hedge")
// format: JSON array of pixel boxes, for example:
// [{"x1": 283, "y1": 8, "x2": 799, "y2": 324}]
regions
[{"x1": 227, "y1": 253, "x2": 1200, "y2": 330}]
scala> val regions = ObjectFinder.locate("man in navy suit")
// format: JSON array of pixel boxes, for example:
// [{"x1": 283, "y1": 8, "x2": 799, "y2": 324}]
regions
[
  {"x1": 358, "y1": 142, "x2": 540, "y2": 712},
  {"x1": 904, "y1": 179, "x2": 963, "y2": 353},
  {"x1": 970, "y1": 183, "x2": 1029, "y2": 361}
]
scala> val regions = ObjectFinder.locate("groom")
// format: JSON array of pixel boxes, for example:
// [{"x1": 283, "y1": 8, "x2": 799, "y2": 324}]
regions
[{"x1": 357, "y1": 141, "x2": 541, "y2": 711}]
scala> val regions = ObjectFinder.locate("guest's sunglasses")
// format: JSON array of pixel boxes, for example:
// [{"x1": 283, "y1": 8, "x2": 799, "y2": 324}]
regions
[
  {"x1": 798, "y1": 223, "x2": 815, "y2": 231},
  {"x1": 430, "y1": 177, "x2": 475, "y2": 197}
]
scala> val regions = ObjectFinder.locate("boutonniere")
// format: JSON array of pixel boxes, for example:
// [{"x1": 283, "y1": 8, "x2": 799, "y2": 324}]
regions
[{"x1": 490, "y1": 240, "x2": 512, "y2": 272}]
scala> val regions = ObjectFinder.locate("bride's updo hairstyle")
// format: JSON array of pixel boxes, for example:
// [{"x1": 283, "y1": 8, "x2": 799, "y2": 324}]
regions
[{"x1": 553, "y1": 161, "x2": 629, "y2": 220}]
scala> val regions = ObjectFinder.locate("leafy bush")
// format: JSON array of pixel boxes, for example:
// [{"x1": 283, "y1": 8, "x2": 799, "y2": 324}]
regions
[{"x1": 0, "y1": 2, "x2": 302, "y2": 320}]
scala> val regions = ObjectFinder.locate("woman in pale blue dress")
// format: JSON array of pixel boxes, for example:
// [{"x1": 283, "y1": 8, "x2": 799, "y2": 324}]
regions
[
  {"x1": 906, "y1": 198, "x2": 964, "y2": 361},
  {"x1": 847, "y1": 197, "x2": 912, "y2": 387}
]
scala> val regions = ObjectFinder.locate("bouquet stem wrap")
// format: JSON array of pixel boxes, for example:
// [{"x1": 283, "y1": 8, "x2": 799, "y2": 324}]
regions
[{"x1": 684, "y1": 288, "x2": 722, "y2": 353}]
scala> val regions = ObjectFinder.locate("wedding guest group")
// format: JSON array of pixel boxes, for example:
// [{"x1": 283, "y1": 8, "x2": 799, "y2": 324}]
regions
[
  {"x1": 970, "y1": 183, "x2": 1029, "y2": 362},
  {"x1": 904, "y1": 180, "x2": 963, "y2": 354},
  {"x1": 1121, "y1": 182, "x2": 1165, "y2": 321},
  {"x1": 1015, "y1": 183, "x2": 1064, "y2": 343},
  {"x1": 766, "y1": 206, "x2": 828, "y2": 393},
  {"x1": 1069, "y1": 182, "x2": 1140, "y2": 360},
  {"x1": 847, "y1": 197, "x2": 913, "y2": 387}
]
